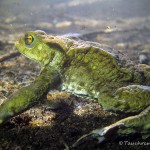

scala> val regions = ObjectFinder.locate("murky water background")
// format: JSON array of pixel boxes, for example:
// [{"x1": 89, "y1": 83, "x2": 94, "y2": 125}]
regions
[{"x1": 0, "y1": 0, "x2": 150, "y2": 33}]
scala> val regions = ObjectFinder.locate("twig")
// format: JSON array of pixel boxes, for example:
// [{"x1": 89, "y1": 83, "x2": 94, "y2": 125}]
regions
[{"x1": 0, "y1": 52, "x2": 20, "y2": 63}]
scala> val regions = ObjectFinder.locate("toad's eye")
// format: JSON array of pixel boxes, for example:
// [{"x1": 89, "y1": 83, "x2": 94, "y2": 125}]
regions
[{"x1": 25, "y1": 34, "x2": 34, "y2": 45}]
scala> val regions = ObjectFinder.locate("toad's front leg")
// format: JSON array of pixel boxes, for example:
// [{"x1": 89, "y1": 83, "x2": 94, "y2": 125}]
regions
[{"x1": 0, "y1": 67, "x2": 61, "y2": 125}]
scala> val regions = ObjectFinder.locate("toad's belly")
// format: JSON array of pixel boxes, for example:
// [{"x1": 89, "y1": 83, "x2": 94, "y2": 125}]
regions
[{"x1": 61, "y1": 81, "x2": 100, "y2": 100}]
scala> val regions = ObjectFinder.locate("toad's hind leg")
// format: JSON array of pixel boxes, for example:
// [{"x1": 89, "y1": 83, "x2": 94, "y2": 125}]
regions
[
  {"x1": 72, "y1": 85, "x2": 150, "y2": 147},
  {"x1": 99, "y1": 85, "x2": 150, "y2": 114},
  {"x1": 72, "y1": 106, "x2": 150, "y2": 148}
]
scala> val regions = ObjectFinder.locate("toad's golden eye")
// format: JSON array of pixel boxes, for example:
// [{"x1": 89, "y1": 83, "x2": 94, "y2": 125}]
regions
[{"x1": 25, "y1": 34, "x2": 34, "y2": 45}]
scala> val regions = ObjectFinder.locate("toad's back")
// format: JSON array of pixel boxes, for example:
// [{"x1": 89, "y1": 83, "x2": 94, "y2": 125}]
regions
[{"x1": 60, "y1": 37, "x2": 147, "y2": 100}]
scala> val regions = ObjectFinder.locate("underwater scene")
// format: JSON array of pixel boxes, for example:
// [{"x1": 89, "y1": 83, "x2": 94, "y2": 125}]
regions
[{"x1": 0, "y1": 0, "x2": 150, "y2": 149}]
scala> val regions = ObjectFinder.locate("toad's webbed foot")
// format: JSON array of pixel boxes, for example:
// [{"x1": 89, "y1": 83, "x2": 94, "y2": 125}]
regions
[{"x1": 72, "y1": 123, "x2": 124, "y2": 148}]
